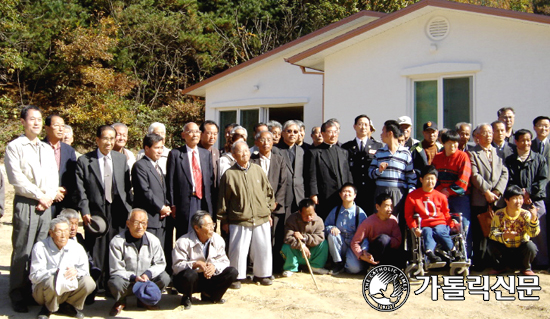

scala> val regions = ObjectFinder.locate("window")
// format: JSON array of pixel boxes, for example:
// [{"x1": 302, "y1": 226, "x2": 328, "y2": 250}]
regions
[
  {"x1": 218, "y1": 106, "x2": 304, "y2": 147},
  {"x1": 414, "y1": 76, "x2": 472, "y2": 139}
]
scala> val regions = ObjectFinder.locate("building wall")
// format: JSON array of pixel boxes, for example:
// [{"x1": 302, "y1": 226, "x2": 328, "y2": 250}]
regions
[
  {"x1": 324, "y1": 9, "x2": 550, "y2": 142},
  {"x1": 204, "y1": 53, "x2": 324, "y2": 143}
]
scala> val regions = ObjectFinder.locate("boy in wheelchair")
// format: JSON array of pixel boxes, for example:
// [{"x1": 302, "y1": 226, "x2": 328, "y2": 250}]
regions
[{"x1": 405, "y1": 165, "x2": 455, "y2": 263}]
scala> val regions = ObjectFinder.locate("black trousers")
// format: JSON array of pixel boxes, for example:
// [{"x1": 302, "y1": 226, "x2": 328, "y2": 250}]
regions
[
  {"x1": 173, "y1": 267, "x2": 238, "y2": 302},
  {"x1": 488, "y1": 240, "x2": 538, "y2": 271}
]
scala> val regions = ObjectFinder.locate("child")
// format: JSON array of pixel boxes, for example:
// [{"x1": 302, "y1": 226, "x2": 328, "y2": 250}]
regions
[
  {"x1": 325, "y1": 183, "x2": 367, "y2": 274},
  {"x1": 405, "y1": 165, "x2": 454, "y2": 262}
]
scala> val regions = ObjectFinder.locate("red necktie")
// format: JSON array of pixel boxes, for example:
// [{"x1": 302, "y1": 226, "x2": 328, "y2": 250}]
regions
[{"x1": 192, "y1": 150, "x2": 203, "y2": 199}]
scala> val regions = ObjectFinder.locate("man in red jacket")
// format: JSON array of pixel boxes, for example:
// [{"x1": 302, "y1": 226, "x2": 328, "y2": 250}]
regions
[{"x1": 405, "y1": 165, "x2": 455, "y2": 262}]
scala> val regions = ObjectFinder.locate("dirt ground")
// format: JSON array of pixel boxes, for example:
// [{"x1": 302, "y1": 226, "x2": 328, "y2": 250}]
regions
[{"x1": 0, "y1": 166, "x2": 549, "y2": 319}]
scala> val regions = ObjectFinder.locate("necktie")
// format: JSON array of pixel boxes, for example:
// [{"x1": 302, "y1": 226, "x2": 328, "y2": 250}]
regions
[
  {"x1": 155, "y1": 163, "x2": 164, "y2": 185},
  {"x1": 192, "y1": 151, "x2": 203, "y2": 199},
  {"x1": 104, "y1": 156, "x2": 113, "y2": 203}
]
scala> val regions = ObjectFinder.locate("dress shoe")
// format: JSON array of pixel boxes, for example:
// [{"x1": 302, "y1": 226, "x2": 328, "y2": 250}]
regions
[
  {"x1": 253, "y1": 276, "x2": 273, "y2": 286},
  {"x1": 180, "y1": 296, "x2": 192, "y2": 310},
  {"x1": 137, "y1": 299, "x2": 160, "y2": 310},
  {"x1": 58, "y1": 302, "x2": 77, "y2": 317},
  {"x1": 12, "y1": 300, "x2": 29, "y2": 313},
  {"x1": 109, "y1": 302, "x2": 126, "y2": 316},
  {"x1": 37, "y1": 305, "x2": 51, "y2": 319},
  {"x1": 201, "y1": 293, "x2": 226, "y2": 304},
  {"x1": 230, "y1": 280, "x2": 241, "y2": 289}
]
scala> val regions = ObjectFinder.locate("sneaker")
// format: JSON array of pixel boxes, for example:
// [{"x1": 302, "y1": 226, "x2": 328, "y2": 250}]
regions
[
  {"x1": 180, "y1": 296, "x2": 192, "y2": 310},
  {"x1": 521, "y1": 269, "x2": 536, "y2": 276},
  {"x1": 311, "y1": 267, "x2": 331, "y2": 275},
  {"x1": 37, "y1": 306, "x2": 51, "y2": 319},
  {"x1": 253, "y1": 276, "x2": 273, "y2": 285},
  {"x1": 282, "y1": 270, "x2": 294, "y2": 277},
  {"x1": 230, "y1": 281, "x2": 241, "y2": 289},
  {"x1": 332, "y1": 262, "x2": 345, "y2": 275},
  {"x1": 426, "y1": 251, "x2": 442, "y2": 263}
]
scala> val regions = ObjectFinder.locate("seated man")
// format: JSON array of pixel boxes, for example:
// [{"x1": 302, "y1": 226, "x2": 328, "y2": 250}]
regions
[
  {"x1": 325, "y1": 183, "x2": 367, "y2": 274},
  {"x1": 172, "y1": 211, "x2": 238, "y2": 310},
  {"x1": 108, "y1": 209, "x2": 170, "y2": 316},
  {"x1": 488, "y1": 185, "x2": 540, "y2": 276},
  {"x1": 405, "y1": 165, "x2": 455, "y2": 263},
  {"x1": 350, "y1": 193, "x2": 402, "y2": 271},
  {"x1": 281, "y1": 199, "x2": 330, "y2": 277},
  {"x1": 30, "y1": 217, "x2": 95, "y2": 319}
]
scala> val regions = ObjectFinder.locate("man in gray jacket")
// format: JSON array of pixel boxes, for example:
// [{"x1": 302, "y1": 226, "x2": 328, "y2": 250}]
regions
[{"x1": 107, "y1": 209, "x2": 170, "y2": 316}]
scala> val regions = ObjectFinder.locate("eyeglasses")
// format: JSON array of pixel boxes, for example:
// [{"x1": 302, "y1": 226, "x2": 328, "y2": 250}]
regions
[
  {"x1": 258, "y1": 138, "x2": 273, "y2": 143},
  {"x1": 101, "y1": 137, "x2": 116, "y2": 142},
  {"x1": 325, "y1": 130, "x2": 338, "y2": 135},
  {"x1": 186, "y1": 130, "x2": 201, "y2": 135},
  {"x1": 286, "y1": 130, "x2": 299, "y2": 134},
  {"x1": 130, "y1": 221, "x2": 148, "y2": 227}
]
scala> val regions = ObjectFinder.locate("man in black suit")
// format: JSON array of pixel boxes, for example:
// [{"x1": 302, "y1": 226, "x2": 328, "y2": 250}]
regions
[
  {"x1": 275, "y1": 120, "x2": 305, "y2": 216},
  {"x1": 307, "y1": 120, "x2": 353, "y2": 220},
  {"x1": 43, "y1": 114, "x2": 77, "y2": 217},
  {"x1": 250, "y1": 130, "x2": 288, "y2": 273},
  {"x1": 492, "y1": 120, "x2": 516, "y2": 160},
  {"x1": 166, "y1": 122, "x2": 213, "y2": 239},
  {"x1": 131, "y1": 133, "x2": 171, "y2": 247},
  {"x1": 75, "y1": 125, "x2": 133, "y2": 301},
  {"x1": 199, "y1": 120, "x2": 221, "y2": 223},
  {"x1": 342, "y1": 115, "x2": 383, "y2": 213}
]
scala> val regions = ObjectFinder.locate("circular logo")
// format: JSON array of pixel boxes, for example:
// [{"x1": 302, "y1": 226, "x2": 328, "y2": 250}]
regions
[{"x1": 362, "y1": 265, "x2": 410, "y2": 312}]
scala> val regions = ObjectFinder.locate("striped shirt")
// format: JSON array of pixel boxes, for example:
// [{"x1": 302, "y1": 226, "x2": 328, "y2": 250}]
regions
[{"x1": 368, "y1": 145, "x2": 417, "y2": 190}]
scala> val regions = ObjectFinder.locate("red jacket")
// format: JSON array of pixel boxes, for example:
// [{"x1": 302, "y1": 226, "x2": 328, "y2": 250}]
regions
[{"x1": 405, "y1": 188, "x2": 455, "y2": 229}]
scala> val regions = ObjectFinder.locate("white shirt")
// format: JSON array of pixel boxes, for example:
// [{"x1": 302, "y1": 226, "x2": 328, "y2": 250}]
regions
[
  {"x1": 259, "y1": 152, "x2": 271, "y2": 176},
  {"x1": 96, "y1": 149, "x2": 113, "y2": 184},
  {"x1": 186, "y1": 145, "x2": 201, "y2": 192},
  {"x1": 136, "y1": 146, "x2": 170, "y2": 174},
  {"x1": 355, "y1": 137, "x2": 368, "y2": 150},
  {"x1": 5, "y1": 135, "x2": 59, "y2": 200}
]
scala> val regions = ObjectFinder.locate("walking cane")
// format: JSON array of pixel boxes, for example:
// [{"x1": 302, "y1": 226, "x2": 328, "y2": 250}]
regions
[{"x1": 300, "y1": 242, "x2": 320, "y2": 291}]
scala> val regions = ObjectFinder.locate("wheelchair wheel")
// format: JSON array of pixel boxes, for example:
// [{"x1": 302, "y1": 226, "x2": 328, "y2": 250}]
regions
[{"x1": 450, "y1": 266, "x2": 469, "y2": 277}]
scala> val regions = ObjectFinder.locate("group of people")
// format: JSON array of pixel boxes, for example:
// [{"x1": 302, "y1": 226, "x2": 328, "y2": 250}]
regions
[{"x1": 3, "y1": 104, "x2": 548, "y2": 318}]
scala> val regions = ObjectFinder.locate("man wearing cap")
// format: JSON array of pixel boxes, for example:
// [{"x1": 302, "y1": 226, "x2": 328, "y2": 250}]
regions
[
  {"x1": 5, "y1": 105, "x2": 59, "y2": 312},
  {"x1": 108, "y1": 209, "x2": 170, "y2": 316},
  {"x1": 172, "y1": 211, "x2": 238, "y2": 309},
  {"x1": 75, "y1": 125, "x2": 133, "y2": 303},
  {"x1": 397, "y1": 116, "x2": 419, "y2": 150},
  {"x1": 30, "y1": 217, "x2": 95, "y2": 319},
  {"x1": 342, "y1": 114, "x2": 383, "y2": 212},
  {"x1": 411, "y1": 121, "x2": 442, "y2": 179}
]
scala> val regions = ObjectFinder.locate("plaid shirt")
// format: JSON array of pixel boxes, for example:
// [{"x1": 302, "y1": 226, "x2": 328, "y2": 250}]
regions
[{"x1": 489, "y1": 208, "x2": 540, "y2": 248}]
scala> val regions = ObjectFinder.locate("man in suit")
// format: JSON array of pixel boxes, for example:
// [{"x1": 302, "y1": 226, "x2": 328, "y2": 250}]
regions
[
  {"x1": 342, "y1": 115, "x2": 383, "y2": 213},
  {"x1": 136, "y1": 122, "x2": 171, "y2": 174},
  {"x1": 166, "y1": 122, "x2": 213, "y2": 239},
  {"x1": 307, "y1": 120, "x2": 353, "y2": 220},
  {"x1": 275, "y1": 120, "x2": 305, "y2": 216},
  {"x1": 469, "y1": 123, "x2": 509, "y2": 270},
  {"x1": 75, "y1": 125, "x2": 133, "y2": 301},
  {"x1": 43, "y1": 114, "x2": 77, "y2": 217},
  {"x1": 199, "y1": 120, "x2": 221, "y2": 221},
  {"x1": 492, "y1": 120, "x2": 516, "y2": 160},
  {"x1": 532, "y1": 116, "x2": 550, "y2": 159},
  {"x1": 132, "y1": 133, "x2": 171, "y2": 247},
  {"x1": 5, "y1": 105, "x2": 59, "y2": 312},
  {"x1": 250, "y1": 130, "x2": 288, "y2": 273},
  {"x1": 497, "y1": 107, "x2": 516, "y2": 144}
]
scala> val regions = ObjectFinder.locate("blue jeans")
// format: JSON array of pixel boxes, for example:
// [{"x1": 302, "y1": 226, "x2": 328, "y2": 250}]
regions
[
  {"x1": 327, "y1": 233, "x2": 363, "y2": 273},
  {"x1": 448, "y1": 195, "x2": 471, "y2": 257},
  {"x1": 422, "y1": 224, "x2": 453, "y2": 252}
]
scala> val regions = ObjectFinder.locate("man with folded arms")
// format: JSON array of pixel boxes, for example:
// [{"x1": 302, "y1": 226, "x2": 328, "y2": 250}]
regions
[
  {"x1": 108, "y1": 209, "x2": 170, "y2": 316},
  {"x1": 172, "y1": 211, "x2": 238, "y2": 309},
  {"x1": 30, "y1": 217, "x2": 95, "y2": 319}
]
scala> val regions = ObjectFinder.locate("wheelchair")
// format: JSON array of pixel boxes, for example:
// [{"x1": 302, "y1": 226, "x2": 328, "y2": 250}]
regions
[{"x1": 404, "y1": 212, "x2": 471, "y2": 280}]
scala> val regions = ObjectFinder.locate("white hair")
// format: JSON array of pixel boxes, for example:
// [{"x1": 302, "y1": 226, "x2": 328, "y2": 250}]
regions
[{"x1": 148, "y1": 122, "x2": 166, "y2": 134}]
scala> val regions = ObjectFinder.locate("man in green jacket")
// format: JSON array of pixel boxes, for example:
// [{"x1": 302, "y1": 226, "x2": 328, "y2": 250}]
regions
[{"x1": 218, "y1": 141, "x2": 275, "y2": 289}]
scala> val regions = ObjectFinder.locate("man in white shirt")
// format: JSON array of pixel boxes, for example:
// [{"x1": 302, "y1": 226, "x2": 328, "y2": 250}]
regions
[
  {"x1": 30, "y1": 217, "x2": 95, "y2": 319},
  {"x1": 5, "y1": 105, "x2": 59, "y2": 312}
]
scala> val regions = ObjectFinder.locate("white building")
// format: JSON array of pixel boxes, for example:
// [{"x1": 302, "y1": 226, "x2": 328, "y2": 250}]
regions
[{"x1": 183, "y1": 0, "x2": 550, "y2": 144}]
